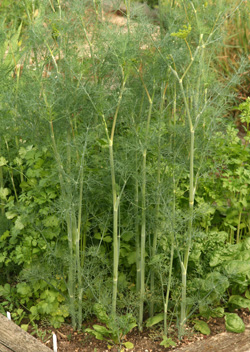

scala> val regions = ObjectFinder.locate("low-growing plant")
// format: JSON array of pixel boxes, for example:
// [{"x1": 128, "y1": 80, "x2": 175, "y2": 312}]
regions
[
  {"x1": 196, "y1": 99, "x2": 250, "y2": 244},
  {"x1": 0, "y1": 280, "x2": 69, "y2": 328},
  {"x1": 85, "y1": 303, "x2": 136, "y2": 350}
]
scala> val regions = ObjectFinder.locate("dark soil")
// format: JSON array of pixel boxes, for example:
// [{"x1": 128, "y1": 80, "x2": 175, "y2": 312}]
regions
[{"x1": 32, "y1": 308, "x2": 250, "y2": 352}]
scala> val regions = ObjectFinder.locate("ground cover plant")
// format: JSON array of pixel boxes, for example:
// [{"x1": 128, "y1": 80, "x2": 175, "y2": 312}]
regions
[{"x1": 0, "y1": 0, "x2": 250, "y2": 349}]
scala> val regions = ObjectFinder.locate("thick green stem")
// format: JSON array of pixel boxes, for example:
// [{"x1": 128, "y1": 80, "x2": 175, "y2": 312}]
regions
[
  {"x1": 76, "y1": 149, "x2": 85, "y2": 329},
  {"x1": 180, "y1": 265, "x2": 187, "y2": 336},
  {"x1": 164, "y1": 231, "x2": 175, "y2": 335},
  {"x1": 135, "y1": 156, "x2": 141, "y2": 293},
  {"x1": 106, "y1": 73, "x2": 127, "y2": 317},
  {"x1": 180, "y1": 128, "x2": 194, "y2": 337},
  {"x1": 149, "y1": 191, "x2": 159, "y2": 317},
  {"x1": 81, "y1": 220, "x2": 88, "y2": 268},
  {"x1": 164, "y1": 179, "x2": 176, "y2": 336},
  {"x1": 110, "y1": 138, "x2": 119, "y2": 316},
  {"x1": 139, "y1": 96, "x2": 154, "y2": 330},
  {"x1": 0, "y1": 136, "x2": 4, "y2": 215},
  {"x1": 139, "y1": 148, "x2": 147, "y2": 329},
  {"x1": 164, "y1": 85, "x2": 176, "y2": 336},
  {"x1": 150, "y1": 83, "x2": 167, "y2": 317}
]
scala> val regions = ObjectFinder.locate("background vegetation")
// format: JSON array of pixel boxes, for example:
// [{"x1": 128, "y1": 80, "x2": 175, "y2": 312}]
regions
[{"x1": 0, "y1": 0, "x2": 250, "y2": 347}]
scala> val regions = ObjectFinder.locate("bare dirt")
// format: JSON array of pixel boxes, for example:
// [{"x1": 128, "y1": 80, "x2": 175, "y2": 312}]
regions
[{"x1": 32, "y1": 308, "x2": 250, "y2": 352}]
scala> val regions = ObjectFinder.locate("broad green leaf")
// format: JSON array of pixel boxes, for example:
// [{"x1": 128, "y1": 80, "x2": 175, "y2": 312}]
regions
[
  {"x1": 21, "y1": 324, "x2": 29, "y2": 331},
  {"x1": 30, "y1": 306, "x2": 38, "y2": 316},
  {"x1": 42, "y1": 215, "x2": 59, "y2": 228},
  {"x1": 146, "y1": 313, "x2": 164, "y2": 327},
  {"x1": 5, "y1": 211, "x2": 17, "y2": 220},
  {"x1": 199, "y1": 304, "x2": 211, "y2": 319},
  {"x1": 211, "y1": 307, "x2": 224, "y2": 318},
  {"x1": 16, "y1": 308, "x2": 23, "y2": 315},
  {"x1": 224, "y1": 261, "x2": 250, "y2": 279},
  {"x1": 14, "y1": 157, "x2": 22, "y2": 166},
  {"x1": 103, "y1": 236, "x2": 112, "y2": 243},
  {"x1": 14, "y1": 216, "x2": 25, "y2": 230},
  {"x1": 122, "y1": 232, "x2": 134, "y2": 241},
  {"x1": 123, "y1": 341, "x2": 134, "y2": 349},
  {"x1": 85, "y1": 328, "x2": 105, "y2": 341},
  {"x1": 242, "y1": 238, "x2": 250, "y2": 250},
  {"x1": 38, "y1": 302, "x2": 51, "y2": 314},
  {"x1": 225, "y1": 313, "x2": 245, "y2": 333},
  {"x1": 235, "y1": 250, "x2": 250, "y2": 262},
  {"x1": 0, "y1": 157, "x2": 7, "y2": 166},
  {"x1": 16, "y1": 283, "x2": 32, "y2": 296},
  {"x1": 210, "y1": 244, "x2": 240, "y2": 267},
  {"x1": 199, "y1": 305, "x2": 224, "y2": 319},
  {"x1": 0, "y1": 253, "x2": 6, "y2": 263},
  {"x1": 245, "y1": 290, "x2": 250, "y2": 300},
  {"x1": 194, "y1": 320, "x2": 211, "y2": 335},
  {"x1": 228, "y1": 295, "x2": 250, "y2": 310},
  {"x1": 0, "y1": 283, "x2": 11, "y2": 296},
  {"x1": 94, "y1": 233, "x2": 102, "y2": 240},
  {"x1": 0, "y1": 231, "x2": 10, "y2": 241},
  {"x1": 126, "y1": 322, "x2": 137, "y2": 333},
  {"x1": 0, "y1": 187, "x2": 10, "y2": 200},
  {"x1": 56, "y1": 305, "x2": 69, "y2": 318},
  {"x1": 40, "y1": 289, "x2": 57, "y2": 302},
  {"x1": 93, "y1": 303, "x2": 109, "y2": 325},
  {"x1": 126, "y1": 251, "x2": 137, "y2": 265},
  {"x1": 93, "y1": 325, "x2": 112, "y2": 336}
]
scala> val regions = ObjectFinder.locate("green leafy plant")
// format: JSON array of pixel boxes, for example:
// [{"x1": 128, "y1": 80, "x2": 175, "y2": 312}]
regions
[
  {"x1": 0, "y1": 281, "x2": 69, "y2": 328},
  {"x1": 85, "y1": 304, "x2": 136, "y2": 350},
  {"x1": 193, "y1": 320, "x2": 211, "y2": 335},
  {"x1": 0, "y1": 0, "x2": 248, "y2": 340},
  {"x1": 160, "y1": 336, "x2": 177, "y2": 348},
  {"x1": 225, "y1": 313, "x2": 245, "y2": 333}
]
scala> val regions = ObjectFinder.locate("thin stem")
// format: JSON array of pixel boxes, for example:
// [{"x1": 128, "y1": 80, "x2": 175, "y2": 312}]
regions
[
  {"x1": 125, "y1": 0, "x2": 131, "y2": 35},
  {"x1": 5, "y1": 139, "x2": 18, "y2": 202},
  {"x1": 236, "y1": 211, "x2": 242, "y2": 244},
  {"x1": 0, "y1": 164, "x2": 4, "y2": 216}
]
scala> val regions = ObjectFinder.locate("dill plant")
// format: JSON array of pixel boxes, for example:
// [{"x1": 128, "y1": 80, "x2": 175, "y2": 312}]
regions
[{"x1": 0, "y1": 0, "x2": 248, "y2": 338}]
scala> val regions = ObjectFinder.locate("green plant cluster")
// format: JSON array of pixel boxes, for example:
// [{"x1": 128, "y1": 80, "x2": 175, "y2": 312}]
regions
[
  {"x1": 0, "y1": 0, "x2": 249, "y2": 345},
  {"x1": 85, "y1": 303, "x2": 136, "y2": 350}
]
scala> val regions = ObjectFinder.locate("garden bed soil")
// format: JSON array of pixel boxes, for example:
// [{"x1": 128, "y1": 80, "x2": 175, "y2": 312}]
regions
[{"x1": 32, "y1": 308, "x2": 250, "y2": 352}]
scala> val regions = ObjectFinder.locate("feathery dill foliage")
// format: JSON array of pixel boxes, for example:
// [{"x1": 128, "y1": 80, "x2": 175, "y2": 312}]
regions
[{"x1": 0, "y1": 0, "x2": 248, "y2": 337}]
